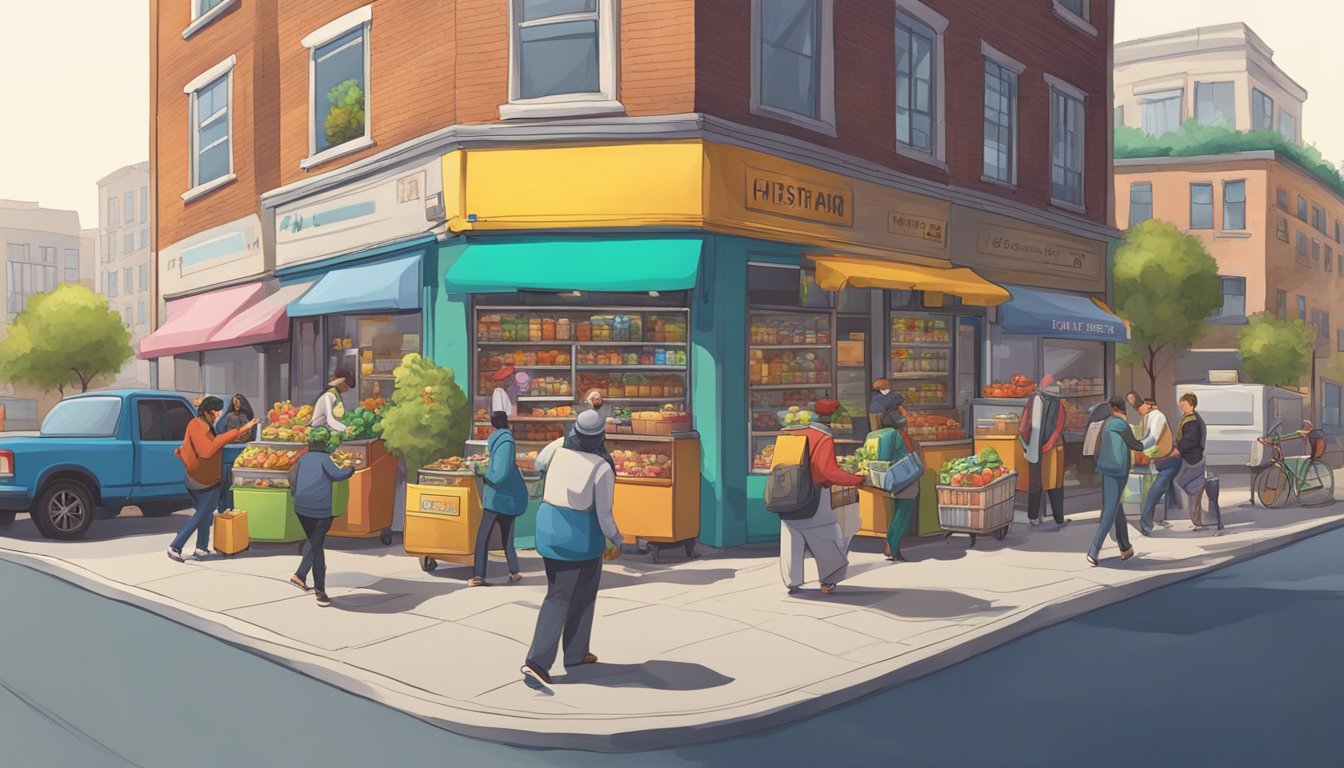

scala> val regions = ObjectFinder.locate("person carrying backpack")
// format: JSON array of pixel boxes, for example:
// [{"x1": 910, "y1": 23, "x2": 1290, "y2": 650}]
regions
[
  {"x1": 288, "y1": 437, "x2": 357, "y2": 605},
  {"x1": 768, "y1": 399, "x2": 865, "y2": 595},
  {"x1": 1089, "y1": 396, "x2": 1145, "y2": 566}
]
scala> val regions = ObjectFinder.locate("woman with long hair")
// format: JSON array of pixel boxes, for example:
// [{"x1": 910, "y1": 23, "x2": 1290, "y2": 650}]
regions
[{"x1": 169, "y1": 396, "x2": 258, "y2": 562}]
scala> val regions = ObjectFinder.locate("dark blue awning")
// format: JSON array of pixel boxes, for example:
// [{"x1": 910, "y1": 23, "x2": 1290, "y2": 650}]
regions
[{"x1": 998, "y1": 285, "x2": 1129, "y2": 343}]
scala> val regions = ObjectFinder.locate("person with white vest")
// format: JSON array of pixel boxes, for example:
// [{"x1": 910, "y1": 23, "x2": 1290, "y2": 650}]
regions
[{"x1": 521, "y1": 410, "x2": 623, "y2": 688}]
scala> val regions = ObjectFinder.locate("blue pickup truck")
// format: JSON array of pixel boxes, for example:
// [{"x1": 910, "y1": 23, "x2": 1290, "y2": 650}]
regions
[{"x1": 0, "y1": 390, "x2": 199, "y2": 540}]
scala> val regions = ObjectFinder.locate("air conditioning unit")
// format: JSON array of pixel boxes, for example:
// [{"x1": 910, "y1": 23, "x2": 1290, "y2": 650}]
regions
[{"x1": 1208, "y1": 370, "x2": 1239, "y2": 384}]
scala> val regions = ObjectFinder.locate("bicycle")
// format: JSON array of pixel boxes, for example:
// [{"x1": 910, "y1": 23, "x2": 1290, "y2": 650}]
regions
[{"x1": 1250, "y1": 432, "x2": 1336, "y2": 508}]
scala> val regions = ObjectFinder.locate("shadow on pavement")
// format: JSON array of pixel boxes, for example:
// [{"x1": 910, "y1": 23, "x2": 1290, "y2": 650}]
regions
[{"x1": 551, "y1": 660, "x2": 734, "y2": 691}]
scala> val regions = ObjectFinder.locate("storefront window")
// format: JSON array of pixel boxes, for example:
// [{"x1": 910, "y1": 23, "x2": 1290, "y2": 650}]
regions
[
  {"x1": 174, "y1": 354, "x2": 202, "y2": 394},
  {"x1": 328, "y1": 314, "x2": 421, "y2": 405},
  {"x1": 988, "y1": 332, "x2": 1038, "y2": 388},
  {"x1": 746, "y1": 264, "x2": 832, "y2": 308},
  {"x1": 201, "y1": 347, "x2": 261, "y2": 405},
  {"x1": 292, "y1": 317, "x2": 324, "y2": 407},
  {"x1": 890, "y1": 310, "x2": 968, "y2": 443}
]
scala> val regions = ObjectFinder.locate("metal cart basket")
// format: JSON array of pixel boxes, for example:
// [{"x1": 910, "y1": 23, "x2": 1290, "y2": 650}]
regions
[{"x1": 935, "y1": 471, "x2": 1017, "y2": 547}]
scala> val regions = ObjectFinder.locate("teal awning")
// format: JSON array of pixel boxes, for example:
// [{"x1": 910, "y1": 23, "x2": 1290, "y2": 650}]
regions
[
  {"x1": 287, "y1": 254, "x2": 422, "y2": 317},
  {"x1": 443, "y1": 238, "x2": 702, "y2": 294}
]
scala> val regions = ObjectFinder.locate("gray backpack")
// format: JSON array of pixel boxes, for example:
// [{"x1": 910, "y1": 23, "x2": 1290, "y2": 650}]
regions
[{"x1": 763, "y1": 433, "x2": 819, "y2": 520}]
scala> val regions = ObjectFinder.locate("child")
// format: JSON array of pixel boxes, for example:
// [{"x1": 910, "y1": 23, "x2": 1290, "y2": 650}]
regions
[{"x1": 288, "y1": 439, "x2": 358, "y2": 605}]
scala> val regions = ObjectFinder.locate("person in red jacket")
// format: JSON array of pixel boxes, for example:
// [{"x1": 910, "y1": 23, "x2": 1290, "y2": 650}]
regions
[
  {"x1": 777, "y1": 399, "x2": 866, "y2": 595},
  {"x1": 168, "y1": 396, "x2": 258, "y2": 562},
  {"x1": 1018, "y1": 375, "x2": 1068, "y2": 527}
]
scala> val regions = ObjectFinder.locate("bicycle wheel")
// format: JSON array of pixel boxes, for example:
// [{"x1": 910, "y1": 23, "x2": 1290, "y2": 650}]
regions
[
  {"x1": 1297, "y1": 460, "x2": 1336, "y2": 507},
  {"x1": 1254, "y1": 464, "x2": 1292, "y2": 508}
]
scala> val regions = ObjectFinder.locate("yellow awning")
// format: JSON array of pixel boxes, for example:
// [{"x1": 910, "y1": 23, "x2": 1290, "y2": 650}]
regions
[{"x1": 810, "y1": 255, "x2": 1010, "y2": 307}]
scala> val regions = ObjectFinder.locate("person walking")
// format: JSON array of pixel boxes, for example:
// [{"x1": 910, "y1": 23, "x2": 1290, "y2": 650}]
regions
[
  {"x1": 169, "y1": 397, "x2": 259, "y2": 562},
  {"x1": 775, "y1": 399, "x2": 866, "y2": 595},
  {"x1": 471, "y1": 411, "x2": 528, "y2": 587},
  {"x1": 876, "y1": 406, "x2": 918, "y2": 562},
  {"x1": 1136, "y1": 397, "x2": 1182, "y2": 535},
  {"x1": 1175, "y1": 393, "x2": 1222, "y2": 530},
  {"x1": 521, "y1": 410, "x2": 623, "y2": 688},
  {"x1": 215, "y1": 394, "x2": 256, "y2": 512},
  {"x1": 289, "y1": 437, "x2": 357, "y2": 605},
  {"x1": 1090, "y1": 397, "x2": 1144, "y2": 566},
  {"x1": 311, "y1": 369, "x2": 353, "y2": 434},
  {"x1": 1019, "y1": 375, "x2": 1068, "y2": 527}
]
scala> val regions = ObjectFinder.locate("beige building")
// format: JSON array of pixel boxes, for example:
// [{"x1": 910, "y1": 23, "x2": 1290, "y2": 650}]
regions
[
  {"x1": 97, "y1": 162, "x2": 153, "y2": 386},
  {"x1": 1114, "y1": 23, "x2": 1306, "y2": 142}
]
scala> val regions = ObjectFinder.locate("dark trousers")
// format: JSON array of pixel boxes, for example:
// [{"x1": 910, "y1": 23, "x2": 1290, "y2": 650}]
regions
[
  {"x1": 526, "y1": 557, "x2": 602, "y2": 672},
  {"x1": 296, "y1": 515, "x2": 333, "y2": 592},
  {"x1": 1027, "y1": 458, "x2": 1065, "y2": 523},
  {"x1": 473, "y1": 509, "x2": 520, "y2": 579}
]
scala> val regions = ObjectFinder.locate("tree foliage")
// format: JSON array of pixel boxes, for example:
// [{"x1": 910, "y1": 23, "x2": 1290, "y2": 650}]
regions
[
  {"x1": 0, "y1": 284, "x2": 132, "y2": 394},
  {"x1": 1116, "y1": 120, "x2": 1344, "y2": 200},
  {"x1": 1112, "y1": 219, "x2": 1224, "y2": 394},
  {"x1": 1239, "y1": 313, "x2": 1313, "y2": 388},
  {"x1": 374, "y1": 354, "x2": 468, "y2": 471},
  {"x1": 324, "y1": 79, "x2": 366, "y2": 147}
]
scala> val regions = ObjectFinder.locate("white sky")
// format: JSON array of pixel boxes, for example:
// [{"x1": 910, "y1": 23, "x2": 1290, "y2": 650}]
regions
[{"x1": 0, "y1": 1, "x2": 1340, "y2": 227}]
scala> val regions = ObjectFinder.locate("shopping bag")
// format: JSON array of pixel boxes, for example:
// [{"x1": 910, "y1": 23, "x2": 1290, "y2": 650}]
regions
[{"x1": 867, "y1": 453, "x2": 924, "y2": 493}]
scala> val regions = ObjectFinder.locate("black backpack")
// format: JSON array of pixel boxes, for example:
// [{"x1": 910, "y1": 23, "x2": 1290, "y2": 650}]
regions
[{"x1": 764, "y1": 433, "x2": 820, "y2": 520}]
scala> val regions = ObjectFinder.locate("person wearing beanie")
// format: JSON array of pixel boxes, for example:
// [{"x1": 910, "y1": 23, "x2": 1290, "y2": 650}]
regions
[
  {"x1": 168, "y1": 396, "x2": 259, "y2": 562},
  {"x1": 774, "y1": 398, "x2": 865, "y2": 595},
  {"x1": 522, "y1": 409, "x2": 624, "y2": 689},
  {"x1": 1018, "y1": 374, "x2": 1068, "y2": 527}
]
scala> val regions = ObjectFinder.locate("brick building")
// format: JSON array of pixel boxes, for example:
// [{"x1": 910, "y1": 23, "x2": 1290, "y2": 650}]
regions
[{"x1": 147, "y1": 0, "x2": 1120, "y2": 548}]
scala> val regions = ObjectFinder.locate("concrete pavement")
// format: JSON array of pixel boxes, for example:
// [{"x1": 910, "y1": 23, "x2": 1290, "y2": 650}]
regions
[{"x1": 0, "y1": 485, "x2": 1340, "y2": 752}]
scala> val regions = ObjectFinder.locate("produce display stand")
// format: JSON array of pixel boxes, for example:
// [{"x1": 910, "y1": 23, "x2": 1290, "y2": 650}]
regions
[
  {"x1": 231, "y1": 441, "x2": 348, "y2": 550},
  {"x1": 935, "y1": 471, "x2": 1018, "y2": 547},
  {"x1": 403, "y1": 468, "x2": 484, "y2": 572},
  {"x1": 328, "y1": 438, "x2": 396, "y2": 545},
  {"x1": 609, "y1": 433, "x2": 700, "y2": 563}
]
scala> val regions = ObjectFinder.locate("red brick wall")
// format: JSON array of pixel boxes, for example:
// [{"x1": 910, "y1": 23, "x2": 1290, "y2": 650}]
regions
[{"x1": 696, "y1": 0, "x2": 1113, "y2": 225}]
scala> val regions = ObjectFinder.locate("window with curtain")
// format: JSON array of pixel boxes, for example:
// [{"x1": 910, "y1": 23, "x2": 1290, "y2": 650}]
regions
[
  {"x1": 1128, "y1": 182, "x2": 1152, "y2": 226},
  {"x1": 1222, "y1": 180, "x2": 1246, "y2": 230},
  {"x1": 1195, "y1": 81, "x2": 1235, "y2": 126},
  {"x1": 1189, "y1": 182, "x2": 1213, "y2": 229},
  {"x1": 1211, "y1": 276, "x2": 1245, "y2": 318},
  {"x1": 1050, "y1": 87, "x2": 1084, "y2": 206},
  {"x1": 982, "y1": 58, "x2": 1016, "y2": 182},
  {"x1": 1140, "y1": 90, "x2": 1181, "y2": 137},
  {"x1": 1252, "y1": 89, "x2": 1274, "y2": 131},
  {"x1": 759, "y1": 0, "x2": 822, "y2": 119},
  {"x1": 896, "y1": 12, "x2": 937, "y2": 153}
]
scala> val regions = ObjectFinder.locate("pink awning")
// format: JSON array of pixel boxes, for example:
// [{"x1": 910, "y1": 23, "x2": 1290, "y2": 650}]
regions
[
  {"x1": 204, "y1": 281, "x2": 314, "y2": 350},
  {"x1": 137, "y1": 283, "x2": 266, "y2": 360}
]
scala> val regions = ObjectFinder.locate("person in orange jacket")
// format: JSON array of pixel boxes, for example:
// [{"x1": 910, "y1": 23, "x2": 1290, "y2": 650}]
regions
[{"x1": 169, "y1": 396, "x2": 258, "y2": 562}]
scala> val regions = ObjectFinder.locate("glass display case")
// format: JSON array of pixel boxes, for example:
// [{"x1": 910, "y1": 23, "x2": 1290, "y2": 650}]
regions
[
  {"x1": 748, "y1": 309, "x2": 834, "y2": 474},
  {"x1": 888, "y1": 311, "x2": 968, "y2": 444},
  {"x1": 328, "y1": 314, "x2": 420, "y2": 404},
  {"x1": 473, "y1": 306, "x2": 691, "y2": 444}
]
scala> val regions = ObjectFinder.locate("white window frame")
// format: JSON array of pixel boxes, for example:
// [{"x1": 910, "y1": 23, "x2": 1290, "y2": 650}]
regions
[
  {"x1": 182, "y1": 55, "x2": 237, "y2": 202},
  {"x1": 183, "y1": 0, "x2": 237, "y2": 40},
  {"x1": 1052, "y1": 0, "x2": 1097, "y2": 37},
  {"x1": 1046, "y1": 73, "x2": 1087, "y2": 213},
  {"x1": 301, "y1": 5, "x2": 374, "y2": 170},
  {"x1": 501, "y1": 0, "x2": 623, "y2": 121},
  {"x1": 749, "y1": 0, "x2": 837, "y2": 138},
  {"x1": 981, "y1": 41, "x2": 1024, "y2": 187},
  {"x1": 892, "y1": 0, "x2": 947, "y2": 167}
]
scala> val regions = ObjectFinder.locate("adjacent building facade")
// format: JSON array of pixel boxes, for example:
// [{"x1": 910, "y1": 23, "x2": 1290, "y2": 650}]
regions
[
  {"x1": 149, "y1": 0, "x2": 1121, "y2": 548},
  {"x1": 97, "y1": 162, "x2": 153, "y2": 386}
]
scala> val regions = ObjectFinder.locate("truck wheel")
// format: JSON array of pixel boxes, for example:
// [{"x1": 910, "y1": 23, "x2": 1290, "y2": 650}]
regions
[{"x1": 33, "y1": 481, "x2": 95, "y2": 540}]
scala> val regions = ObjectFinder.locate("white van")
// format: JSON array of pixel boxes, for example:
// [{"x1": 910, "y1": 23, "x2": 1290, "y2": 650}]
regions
[{"x1": 1172, "y1": 383, "x2": 1304, "y2": 468}]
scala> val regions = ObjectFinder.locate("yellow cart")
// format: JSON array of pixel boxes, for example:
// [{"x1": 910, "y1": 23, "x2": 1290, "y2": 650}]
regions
[
  {"x1": 403, "y1": 468, "x2": 484, "y2": 572},
  {"x1": 609, "y1": 433, "x2": 700, "y2": 564}
]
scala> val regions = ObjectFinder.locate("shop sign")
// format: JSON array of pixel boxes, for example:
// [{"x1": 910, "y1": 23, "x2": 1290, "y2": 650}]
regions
[
  {"x1": 977, "y1": 230, "x2": 1090, "y2": 270},
  {"x1": 746, "y1": 166, "x2": 853, "y2": 227},
  {"x1": 1051, "y1": 318, "x2": 1120, "y2": 337},
  {"x1": 888, "y1": 212, "x2": 946, "y2": 246},
  {"x1": 419, "y1": 495, "x2": 460, "y2": 516},
  {"x1": 159, "y1": 214, "x2": 265, "y2": 297}
]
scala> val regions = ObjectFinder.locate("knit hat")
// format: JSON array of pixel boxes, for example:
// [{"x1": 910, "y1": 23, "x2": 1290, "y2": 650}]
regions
[
  {"x1": 815, "y1": 399, "x2": 841, "y2": 417},
  {"x1": 492, "y1": 365, "x2": 516, "y2": 383},
  {"x1": 574, "y1": 409, "x2": 607, "y2": 436}
]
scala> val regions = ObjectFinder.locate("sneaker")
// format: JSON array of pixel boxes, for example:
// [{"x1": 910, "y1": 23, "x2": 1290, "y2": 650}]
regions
[
  {"x1": 315, "y1": 591, "x2": 330, "y2": 605},
  {"x1": 192, "y1": 549, "x2": 211, "y2": 560},
  {"x1": 1029, "y1": 519, "x2": 1041, "y2": 527},
  {"x1": 521, "y1": 662, "x2": 552, "y2": 687},
  {"x1": 167, "y1": 547, "x2": 184, "y2": 563}
]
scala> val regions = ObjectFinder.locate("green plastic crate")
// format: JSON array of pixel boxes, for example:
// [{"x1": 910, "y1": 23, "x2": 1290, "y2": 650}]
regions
[{"x1": 234, "y1": 487, "x2": 305, "y2": 543}]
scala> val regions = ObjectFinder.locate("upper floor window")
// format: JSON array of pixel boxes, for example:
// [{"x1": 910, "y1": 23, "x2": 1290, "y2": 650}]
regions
[
  {"x1": 1276, "y1": 215, "x2": 1288, "y2": 242},
  {"x1": 1275, "y1": 187, "x2": 1288, "y2": 210},
  {"x1": 1297, "y1": 195, "x2": 1307, "y2": 222},
  {"x1": 1053, "y1": 0, "x2": 1096, "y2": 35},
  {"x1": 1280, "y1": 110, "x2": 1297, "y2": 143},
  {"x1": 1222, "y1": 180, "x2": 1246, "y2": 231},
  {"x1": 123, "y1": 191, "x2": 134, "y2": 224},
  {"x1": 140, "y1": 186, "x2": 148, "y2": 223},
  {"x1": 63, "y1": 248, "x2": 79, "y2": 284},
  {"x1": 1296, "y1": 231, "x2": 1309, "y2": 264},
  {"x1": 1113, "y1": 105, "x2": 1124, "y2": 128},
  {"x1": 1057, "y1": 0, "x2": 1087, "y2": 18},
  {"x1": 1336, "y1": 220, "x2": 1342, "y2": 244},
  {"x1": 1313, "y1": 205, "x2": 1327, "y2": 233},
  {"x1": 1128, "y1": 182, "x2": 1152, "y2": 227},
  {"x1": 183, "y1": 56, "x2": 235, "y2": 198},
  {"x1": 503, "y1": 0, "x2": 621, "y2": 120},
  {"x1": 302, "y1": 6, "x2": 373, "y2": 169},
  {"x1": 1048, "y1": 76, "x2": 1086, "y2": 209},
  {"x1": 1139, "y1": 89, "x2": 1181, "y2": 138},
  {"x1": 1299, "y1": 295, "x2": 1307, "y2": 322},
  {"x1": 895, "y1": 14, "x2": 937, "y2": 154},
  {"x1": 1189, "y1": 182, "x2": 1213, "y2": 229},
  {"x1": 750, "y1": 0, "x2": 835, "y2": 135},
  {"x1": 1195, "y1": 82, "x2": 1234, "y2": 127},
  {"x1": 982, "y1": 48, "x2": 1022, "y2": 184},
  {"x1": 184, "y1": 0, "x2": 236, "y2": 40},
  {"x1": 107, "y1": 197, "x2": 119, "y2": 226},
  {"x1": 123, "y1": 233, "x2": 135, "y2": 254},
  {"x1": 1252, "y1": 89, "x2": 1274, "y2": 132},
  {"x1": 196, "y1": 0, "x2": 227, "y2": 16},
  {"x1": 1211, "y1": 276, "x2": 1246, "y2": 319},
  {"x1": 1276, "y1": 289, "x2": 1286, "y2": 319}
]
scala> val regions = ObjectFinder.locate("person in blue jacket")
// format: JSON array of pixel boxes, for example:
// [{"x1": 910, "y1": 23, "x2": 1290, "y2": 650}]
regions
[
  {"x1": 288, "y1": 438, "x2": 356, "y2": 605},
  {"x1": 1091, "y1": 397, "x2": 1145, "y2": 566},
  {"x1": 471, "y1": 411, "x2": 529, "y2": 587}
]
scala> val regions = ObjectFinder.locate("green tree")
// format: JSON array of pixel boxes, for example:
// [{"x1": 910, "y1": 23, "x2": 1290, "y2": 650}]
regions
[
  {"x1": 374, "y1": 354, "x2": 469, "y2": 471},
  {"x1": 1112, "y1": 219, "x2": 1224, "y2": 396},
  {"x1": 1239, "y1": 312, "x2": 1313, "y2": 388},
  {"x1": 324, "y1": 79, "x2": 366, "y2": 147},
  {"x1": 0, "y1": 284, "x2": 133, "y2": 395}
]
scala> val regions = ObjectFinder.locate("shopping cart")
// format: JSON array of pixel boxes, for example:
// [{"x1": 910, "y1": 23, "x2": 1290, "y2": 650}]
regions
[{"x1": 935, "y1": 472, "x2": 1017, "y2": 547}]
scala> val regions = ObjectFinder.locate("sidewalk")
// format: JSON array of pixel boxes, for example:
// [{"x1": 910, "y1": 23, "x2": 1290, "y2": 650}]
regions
[{"x1": 1, "y1": 486, "x2": 1340, "y2": 752}]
